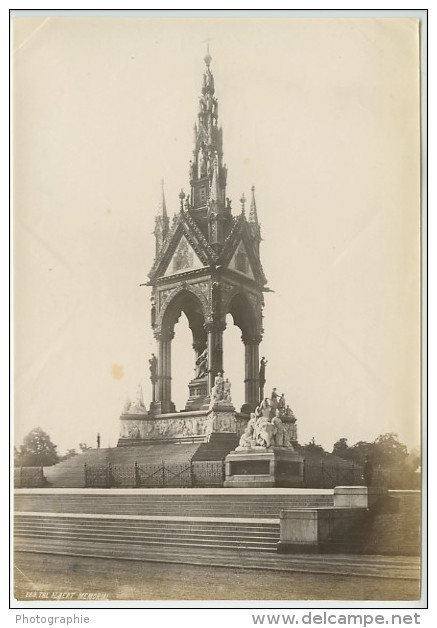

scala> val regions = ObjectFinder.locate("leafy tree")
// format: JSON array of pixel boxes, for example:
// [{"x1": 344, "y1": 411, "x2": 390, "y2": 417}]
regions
[
  {"x1": 15, "y1": 427, "x2": 59, "y2": 467},
  {"x1": 347, "y1": 440, "x2": 374, "y2": 465},
  {"x1": 330, "y1": 432, "x2": 418, "y2": 488},
  {"x1": 332, "y1": 438, "x2": 351, "y2": 459},
  {"x1": 372, "y1": 432, "x2": 408, "y2": 466},
  {"x1": 406, "y1": 447, "x2": 420, "y2": 471},
  {"x1": 302, "y1": 437, "x2": 326, "y2": 456}
]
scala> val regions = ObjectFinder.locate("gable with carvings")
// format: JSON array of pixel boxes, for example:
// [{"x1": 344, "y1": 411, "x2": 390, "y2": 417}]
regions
[
  {"x1": 163, "y1": 234, "x2": 204, "y2": 276},
  {"x1": 228, "y1": 240, "x2": 255, "y2": 279}
]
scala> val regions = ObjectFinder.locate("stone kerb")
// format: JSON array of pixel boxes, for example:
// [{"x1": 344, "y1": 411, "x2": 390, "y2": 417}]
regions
[
  {"x1": 277, "y1": 486, "x2": 390, "y2": 554},
  {"x1": 277, "y1": 507, "x2": 366, "y2": 554},
  {"x1": 333, "y1": 486, "x2": 387, "y2": 509}
]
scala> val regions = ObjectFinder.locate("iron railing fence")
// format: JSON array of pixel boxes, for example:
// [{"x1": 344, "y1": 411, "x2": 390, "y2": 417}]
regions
[
  {"x1": 84, "y1": 459, "x2": 362, "y2": 489},
  {"x1": 14, "y1": 461, "x2": 418, "y2": 490},
  {"x1": 85, "y1": 460, "x2": 204, "y2": 488},
  {"x1": 302, "y1": 459, "x2": 363, "y2": 489},
  {"x1": 14, "y1": 466, "x2": 46, "y2": 488}
]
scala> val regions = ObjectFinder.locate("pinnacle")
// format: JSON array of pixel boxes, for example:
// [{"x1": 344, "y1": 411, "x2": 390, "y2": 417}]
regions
[
  {"x1": 249, "y1": 185, "x2": 259, "y2": 225},
  {"x1": 159, "y1": 179, "x2": 167, "y2": 218},
  {"x1": 204, "y1": 37, "x2": 212, "y2": 67}
]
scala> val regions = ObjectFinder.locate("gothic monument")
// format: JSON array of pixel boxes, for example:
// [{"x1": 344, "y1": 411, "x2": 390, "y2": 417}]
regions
[{"x1": 118, "y1": 48, "x2": 302, "y2": 486}]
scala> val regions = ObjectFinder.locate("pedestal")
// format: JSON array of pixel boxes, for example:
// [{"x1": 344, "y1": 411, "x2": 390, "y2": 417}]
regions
[
  {"x1": 185, "y1": 377, "x2": 209, "y2": 411},
  {"x1": 208, "y1": 403, "x2": 237, "y2": 432},
  {"x1": 149, "y1": 400, "x2": 175, "y2": 415},
  {"x1": 224, "y1": 447, "x2": 304, "y2": 488}
]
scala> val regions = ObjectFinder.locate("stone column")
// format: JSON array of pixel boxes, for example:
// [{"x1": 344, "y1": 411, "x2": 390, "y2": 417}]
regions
[
  {"x1": 205, "y1": 322, "x2": 225, "y2": 393},
  {"x1": 242, "y1": 334, "x2": 262, "y2": 413},
  {"x1": 153, "y1": 329, "x2": 175, "y2": 414}
]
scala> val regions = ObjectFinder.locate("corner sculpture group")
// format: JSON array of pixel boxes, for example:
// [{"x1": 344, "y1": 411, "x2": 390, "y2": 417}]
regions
[{"x1": 237, "y1": 392, "x2": 295, "y2": 451}]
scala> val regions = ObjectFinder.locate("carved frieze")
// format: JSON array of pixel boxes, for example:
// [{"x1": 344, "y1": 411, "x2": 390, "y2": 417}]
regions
[
  {"x1": 120, "y1": 415, "x2": 210, "y2": 440},
  {"x1": 119, "y1": 408, "x2": 243, "y2": 441}
]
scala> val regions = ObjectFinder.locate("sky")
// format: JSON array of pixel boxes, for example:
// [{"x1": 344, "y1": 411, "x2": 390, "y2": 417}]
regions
[{"x1": 13, "y1": 16, "x2": 421, "y2": 454}]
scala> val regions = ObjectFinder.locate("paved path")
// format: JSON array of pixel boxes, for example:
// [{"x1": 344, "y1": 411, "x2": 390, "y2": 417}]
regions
[
  {"x1": 15, "y1": 537, "x2": 420, "y2": 581},
  {"x1": 14, "y1": 552, "x2": 421, "y2": 602}
]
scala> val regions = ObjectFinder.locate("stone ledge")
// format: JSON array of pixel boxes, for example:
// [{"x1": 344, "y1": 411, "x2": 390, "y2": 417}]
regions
[
  {"x1": 333, "y1": 486, "x2": 387, "y2": 509},
  {"x1": 278, "y1": 506, "x2": 367, "y2": 552}
]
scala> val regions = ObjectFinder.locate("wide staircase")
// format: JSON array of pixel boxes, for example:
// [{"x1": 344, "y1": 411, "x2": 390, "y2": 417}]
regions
[
  {"x1": 15, "y1": 490, "x2": 333, "y2": 518},
  {"x1": 14, "y1": 513, "x2": 280, "y2": 553},
  {"x1": 14, "y1": 489, "x2": 334, "y2": 557},
  {"x1": 191, "y1": 433, "x2": 239, "y2": 461}
]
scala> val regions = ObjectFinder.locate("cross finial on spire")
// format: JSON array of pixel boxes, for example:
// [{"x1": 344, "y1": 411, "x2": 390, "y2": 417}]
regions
[{"x1": 204, "y1": 37, "x2": 212, "y2": 67}]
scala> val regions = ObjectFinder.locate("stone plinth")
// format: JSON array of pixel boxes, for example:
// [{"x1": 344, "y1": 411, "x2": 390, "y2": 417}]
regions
[
  {"x1": 185, "y1": 377, "x2": 209, "y2": 411},
  {"x1": 333, "y1": 486, "x2": 387, "y2": 509},
  {"x1": 208, "y1": 403, "x2": 236, "y2": 432},
  {"x1": 224, "y1": 448, "x2": 304, "y2": 488},
  {"x1": 277, "y1": 507, "x2": 365, "y2": 554}
]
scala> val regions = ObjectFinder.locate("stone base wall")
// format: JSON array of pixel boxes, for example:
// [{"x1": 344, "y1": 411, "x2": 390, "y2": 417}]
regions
[
  {"x1": 119, "y1": 407, "x2": 239, "y2": 444},
  {"x1": 278, "y1": 488, "x2": 421, "y2": 556}
]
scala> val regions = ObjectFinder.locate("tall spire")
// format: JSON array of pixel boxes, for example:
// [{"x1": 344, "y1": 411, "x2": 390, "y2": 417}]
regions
[
  {"x1": 189, "y1": 48, "x2": 227, "y2": 213},
  {"x1": 154, "y1": 179, "x2": 169, "y2": 256}
]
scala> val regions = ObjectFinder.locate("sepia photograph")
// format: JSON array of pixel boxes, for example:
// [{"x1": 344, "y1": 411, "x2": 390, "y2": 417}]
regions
[{"x1": 12, "y1": 10, "x2": 425, "y2": 607}]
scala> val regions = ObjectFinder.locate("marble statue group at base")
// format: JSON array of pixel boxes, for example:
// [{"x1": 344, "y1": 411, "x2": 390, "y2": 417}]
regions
[
  {"x1": 224, "y1": 389, "x2": 303, "y2": 488},
  {"x1": 236, "y1": 392, "x2": 296, "y2": 451}
]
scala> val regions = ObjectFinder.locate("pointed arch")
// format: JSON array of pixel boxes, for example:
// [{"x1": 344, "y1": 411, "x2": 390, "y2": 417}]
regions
[
  {"x1": 158, "y1": 285, "x2": 210, "y2": 343},
  {"x1": 223, "y1": 289, "x2": 262, "y2": 341}
]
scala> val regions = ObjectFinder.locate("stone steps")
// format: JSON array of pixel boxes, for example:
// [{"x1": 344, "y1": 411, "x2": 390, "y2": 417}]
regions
[
  {"x1": 15, "y1": 515, "x2": 279, "y2": 532},
  {"x1": 15, "y1": 492, "x2": 334, "y2": 518},
  {"x1": 191, "y1": 433, "x2": 239, "y2": 461},
  {"x1": 15, "y1": 513, "x2": 280, "y2": 553}
]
